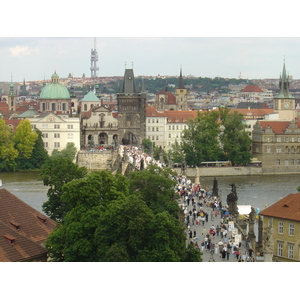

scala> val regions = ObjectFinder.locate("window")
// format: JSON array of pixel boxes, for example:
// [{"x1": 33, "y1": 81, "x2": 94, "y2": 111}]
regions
[
  {"x1": 291, "y1": 159, "x2": 294, "y2": 165},
  {"x1": 288, "y1": 244, "x2": 294, "y2": 259},
  {"x1": 148, "y1": 119, "x2": 150, "y2": 123},
  {"x1": 43, "y1": 133, "x2": 48, "y2": 138},
  {"x1": 267, "y1": 147, "x2": 271, "y2": 153},
  {"x1": 169, "y1": 134, "x2": 171, "y2": 138},
  {"x1": 54, "y1": 133, "x2": 60, "y2": 138},
  {"x1": 276, "y1": 148, "x2": 281, "y2": 153},
  {"x1": 277, "y1": 159, "x2": 280, "y2": 166},
  {"x1": 156, "y1": 127, "x2": 159, "y2": 131},
  {"x1": 156, "y1": 136, "x2": 158, "y2": 140},
  {"x1": 289, "y1": 223, "x2": 295, "y2": 236},
  {"x1": 278, "y1": 242, "x2": 283, "y2": 257},
  {"x1": 277, "y1": 137, "x2": 281, "y2": 142},
  {"x1": 54, "y1": 124, "x2": 60, "y2": 129},
  {"x1": 285, "y1": 159, "x2": 289, "y2": 166},
  {"x1": 68, "y1": 125, "x2": 73, "y2": 129},
  {"x1": 44, "y1": 142, "x2": 48, "y2": 148},
  {"x1": 278, "y1": 222, "x2": 284, "y2": 234},
  {"x1": 67, "y1": 133, "x2": 73, "y2": 139},
  {"x1": 54, "y1": 142, "x2": 60, "y2": 148},
  {"x1": 42, "y1": 124, "x2": 48, "y2": 129}
]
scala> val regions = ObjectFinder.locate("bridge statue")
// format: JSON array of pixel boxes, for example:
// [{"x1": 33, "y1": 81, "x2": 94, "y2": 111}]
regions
[{"x1": 226, "y1": 183, "x2": 239, "y2": 219}]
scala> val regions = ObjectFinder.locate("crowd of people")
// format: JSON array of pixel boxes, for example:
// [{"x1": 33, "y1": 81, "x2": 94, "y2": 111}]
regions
[
  {"x1": 116, "y1": 146, "x2": 255, "y2": 262},
  {"x1": 175, "y1": 174, "x2": 255, "y2": 262}
]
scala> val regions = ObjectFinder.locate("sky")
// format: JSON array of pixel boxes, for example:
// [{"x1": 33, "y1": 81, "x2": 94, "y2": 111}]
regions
[{"x1": 2, "y1": 2, "x2": 300, "y2": 83}]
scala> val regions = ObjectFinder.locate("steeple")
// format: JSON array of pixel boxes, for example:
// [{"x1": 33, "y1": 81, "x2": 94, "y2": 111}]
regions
[
  {"x1": 276, "y1": 61, "x2": 294, "y2": 99},
  {"x1": 177, "y1": 66, "x2": 185, "y2": 89}
]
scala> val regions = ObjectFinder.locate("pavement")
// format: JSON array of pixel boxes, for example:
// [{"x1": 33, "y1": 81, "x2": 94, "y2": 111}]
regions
[{"x1": 183, "y1": 202, "x2": 251, "y2": 262}]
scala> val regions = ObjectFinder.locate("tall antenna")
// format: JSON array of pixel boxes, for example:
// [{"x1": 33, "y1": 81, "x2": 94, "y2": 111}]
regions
[{"x1": 90, "y1": 37, "x2": 99, "y2": 78}]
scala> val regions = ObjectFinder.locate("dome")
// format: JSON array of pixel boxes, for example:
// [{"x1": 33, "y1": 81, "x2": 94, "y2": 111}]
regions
[{"x1": 39, "y1": 72, "x2": 70, "y2": 100}]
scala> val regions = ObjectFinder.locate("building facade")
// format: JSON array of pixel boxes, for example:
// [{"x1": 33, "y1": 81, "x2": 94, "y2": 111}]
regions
[
  {"x1": 117, "y1": 69, "x2": 146, "y2": 146},
  {"x1": 259, "y1": 193, "x2": 300, "y2": 262}
]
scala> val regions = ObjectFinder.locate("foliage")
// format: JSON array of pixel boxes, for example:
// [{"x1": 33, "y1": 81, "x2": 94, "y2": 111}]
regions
[
  {"x1": 170, "y1": 139, "x2": 185, "y2": 164},
  {"x1": 45, "y1": 168, "x2": 201, "y2": 262},
  {"x1": 219, "y1": 107, "x2": 252, "y2": 166},
  {"x1": 51, "y1": 142, "x2": 77, "y2": 161},
  {"x1": 181, "y1": 110, "x2": 224, "y2": 166},
  {"x1": 0, "y1": 119, "x2": 48, "y2": 171},
  {"x1": 15, "y1": 129, "x2": 49, "y2": 170},
  {"x1": 141, "y1": 138, "x2": 154, "y2": 155},
  {"x1": 40, "y1": 158, "x2": 88, "y2": 222},
  {"x1": 0, "y1": 119, "x2": 19, "y2": 163},
  {"x1": 13, "y1": 119, "x2": 38, "y2": 159}
]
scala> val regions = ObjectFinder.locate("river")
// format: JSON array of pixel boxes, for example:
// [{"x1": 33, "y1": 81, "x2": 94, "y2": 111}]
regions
[{"x1": 1, "y1": 171, "x2": 300, "y2": 214}]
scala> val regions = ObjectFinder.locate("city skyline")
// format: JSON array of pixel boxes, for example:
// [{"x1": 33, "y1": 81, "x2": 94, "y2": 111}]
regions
[{"x1": 1, "y1": 37, "x2": 300, "y2": 83}]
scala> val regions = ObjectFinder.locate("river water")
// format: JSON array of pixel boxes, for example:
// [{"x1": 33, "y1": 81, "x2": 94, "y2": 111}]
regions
[{"x1": 1, "y1": 171, "x2": 300, "y2": 214}]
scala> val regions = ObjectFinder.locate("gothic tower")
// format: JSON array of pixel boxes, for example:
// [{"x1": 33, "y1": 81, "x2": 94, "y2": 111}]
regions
[
  {"x1": 273, "y1": 61, "x2": 295, "y2": 121},
  {"x1": 8, "y1": 79, "x2": 16, "y2": 111},
  {"x1": 117, "y1": 68, "x2": 146, "y2": 146},
  {"x1": 175, "y1": 67, "x2": 188, "y2": 110}
]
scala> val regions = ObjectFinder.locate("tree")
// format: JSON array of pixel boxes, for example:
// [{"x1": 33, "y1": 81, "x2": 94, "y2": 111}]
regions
[
  {"x1": 40, "y1": 158, "x2": 88, "y2": 222},
  {"x1": 15, "y1": 129, "x2": 49, "y2": 170},
  {"x1": 45, "y1": 168, "x2": 201, "y2": 262},
  {"x1": 219, "y1": 107, "x2": 252, "y2": 166},
  {"x1": 0, "y1": 119, "x2": 18, "y2": 171},
  {"x1": 128, "y1": 165, "x2": 179, "y2": 217},
  {"x1": 13, "y1": 119, "x2": 38, "y2": 159},
  {"x1": 51, "y1": 142, "x2": 77, "y2": 161},
  {"x1": 181, "y1": 110, "x2": 224, "y2": 166},
  {"x1": 170, "y1": 139, "x2": 185, "y2": 164}
]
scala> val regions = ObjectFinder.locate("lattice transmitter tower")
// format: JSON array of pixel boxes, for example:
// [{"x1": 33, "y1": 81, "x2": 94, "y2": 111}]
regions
[{"x1": 90, "y1": 37, "x2": 99, "y2": 78}]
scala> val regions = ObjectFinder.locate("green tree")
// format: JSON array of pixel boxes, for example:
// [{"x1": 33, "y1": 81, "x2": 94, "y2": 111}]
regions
[
  {"x1": 181, "y1": 110, "x2": 224, "y2": 166},
  {"x1": 51, "y1": 142, "x2": 77, "y2": 161},
  {"x1": 169, "y1": 139, "x2": 185, "y2": 164},
  {"x1": 16, "y1": 129, "x2": 49, "y2": 170},
  {"x1": 219, "y1": 107, "x2": 252, "y2": 166},
  {"x1": 40, "y1": 158, "x2": 88, "y2": 222},
  {"x1": 13, "y1": 119, "x2": 38, "y2": 159},
  {"x1": 128, "y1": 165, "x2": 179, "y2": 217},
  {"x1": 45, "y1": 168, "x2": 201, "y2": 262}
]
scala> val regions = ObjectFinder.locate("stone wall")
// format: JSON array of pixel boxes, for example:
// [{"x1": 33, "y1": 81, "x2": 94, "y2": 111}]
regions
[
  {"x1": 77, "y1": 150, "x2": 113, "y2": 171},
  {"x1": 174, "y1": 166, "x2": 263, "y2": 177}
]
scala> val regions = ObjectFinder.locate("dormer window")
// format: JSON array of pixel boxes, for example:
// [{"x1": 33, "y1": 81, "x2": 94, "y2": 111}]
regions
[
  {"x1": 3, "y1": 234, "x2": 15, "y2": 244},
  {"x1": 37, "y1": 215, "x2": 46, "y2": 223},
  {"x1": 9, "y1": 220, "x2": 20, "y2": 230}
]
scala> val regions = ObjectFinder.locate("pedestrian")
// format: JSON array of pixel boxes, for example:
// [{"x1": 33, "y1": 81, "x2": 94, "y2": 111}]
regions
[
  {"x1": 189, "y1": 230, "x2": 193, "y2": 239},
  {"x1": 193, "y1": 229, "x2": 196, "y2": 238},
  {"x1": 226, "y1": 244, "x2": 231, "y2": 261}
]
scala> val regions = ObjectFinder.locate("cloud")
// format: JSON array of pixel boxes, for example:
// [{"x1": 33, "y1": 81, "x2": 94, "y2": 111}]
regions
[{"x1": 9, "y1": 45, "x2": 39, "y2": 57}]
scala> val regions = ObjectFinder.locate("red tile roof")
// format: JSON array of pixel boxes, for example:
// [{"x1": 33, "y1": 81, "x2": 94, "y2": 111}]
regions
[
  {"x1": 146, "y1": 106, "x2": 197, "y2": 123},
  {"x1": 0, "y1": 220, "x2": 47, "y2": 261},
  {"x1": 241, "y1": 85, "x2": 264, "y2": 93},
  {"x1": 0, "y1": 188, "x2": 56, "y2": 245},
  {"x1": 259, "y1": 193, "x2": 300, "y2": 222},
  {"x1": 259, "y1": 121, "x2": 295, "y2": 134},
  {"x1": 166, "y1": 92, "x2": 176, "y2": 105}
]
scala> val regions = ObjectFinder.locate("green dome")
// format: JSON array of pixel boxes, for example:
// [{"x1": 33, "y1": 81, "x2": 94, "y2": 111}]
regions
[{"x1": 39, "y1": 72, "x2": 70, "y2": 100}]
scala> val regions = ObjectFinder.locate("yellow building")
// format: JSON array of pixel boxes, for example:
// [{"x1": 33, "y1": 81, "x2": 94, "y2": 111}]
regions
[{"x1": 259, "y1": 193, "x2": 300, "y2": 262}]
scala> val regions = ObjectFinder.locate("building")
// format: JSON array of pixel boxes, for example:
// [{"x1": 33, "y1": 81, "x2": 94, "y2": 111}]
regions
[
  {"x1": 24, "y1": 111, "x2": 81, "y2": 156},
  {"x1": 38, "y1": 72, "x2": 78, "y2": 114},
  {"x1": 117, "y1": 68, "x2": 146, "y2": 146},
  {"x1": 259, "y1": 193, "x2": 300, "y2": 262},
  {"x1": 251, "y1": 62, "x2": 300, "y2": 172},
  {"x1": 252, "y1": 120, "x2": 300, "y2": 172},
  {"x1": 154, "y1": 68, "x2": 189, "y2": 111},
  {"x1": 146, "y1": 106, "x2": 197, "y2": 150},
  {"x1": 0, "y1": 186, "x2": 56, "y2": 262},
  {"x1": 273, "y1": 62, "x2": 296, "y2": 121},
  {"x1": 81, "y1": 105, "x2": 118, "y2": 148}
]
